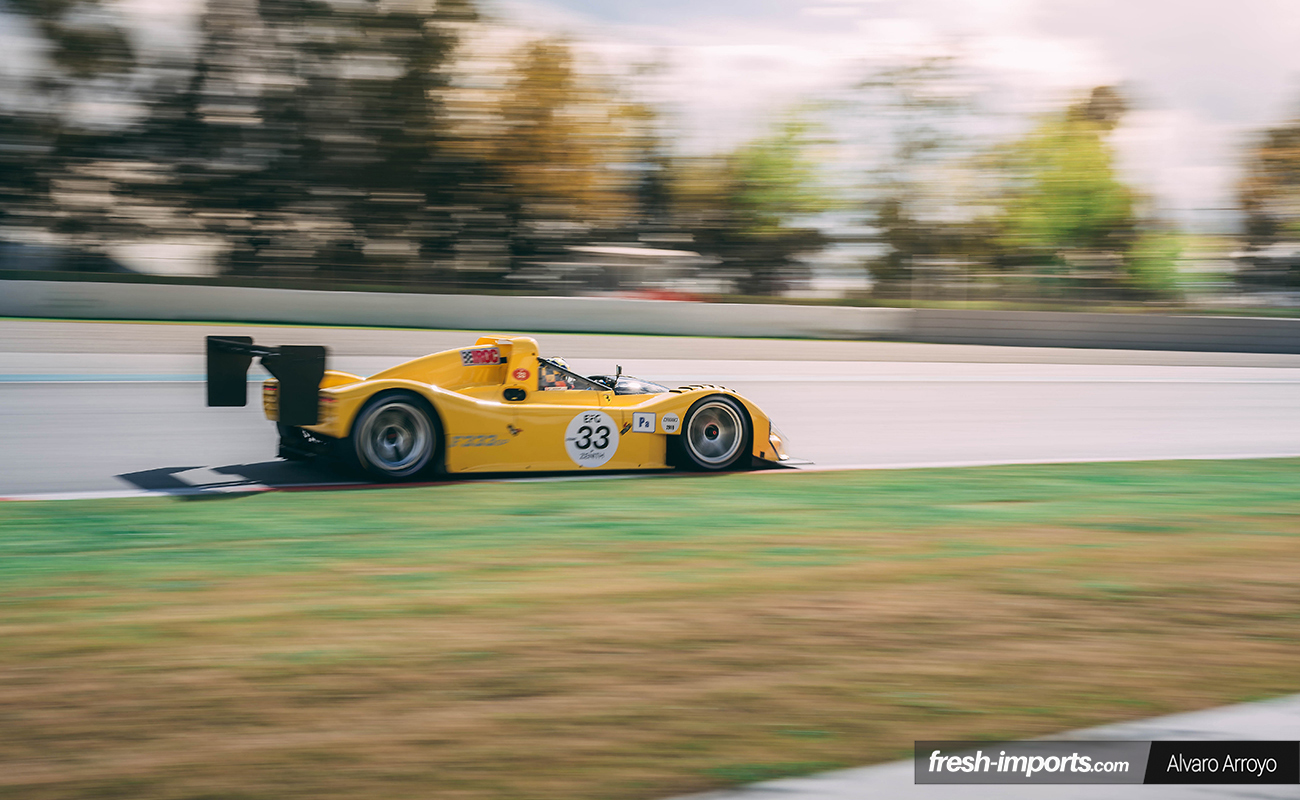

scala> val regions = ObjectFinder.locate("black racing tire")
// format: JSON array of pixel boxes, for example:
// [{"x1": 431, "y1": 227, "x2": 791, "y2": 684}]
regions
[
  {"x1": 672, "y1": 395, "x2": 751, "y2": 471},
  {"x1": 343, "y1": 391, "x2": 442, "y2": 481}
]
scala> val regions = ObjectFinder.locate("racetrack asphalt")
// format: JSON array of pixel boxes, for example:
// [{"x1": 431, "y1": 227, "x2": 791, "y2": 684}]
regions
[{"x1": 3, "y1": 319, "x2": 1300, "y2": 496}]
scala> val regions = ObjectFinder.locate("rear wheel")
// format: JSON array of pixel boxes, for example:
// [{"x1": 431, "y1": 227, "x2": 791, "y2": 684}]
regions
[
  {"x1": 675, "y1": 395, "x2": 750, "y2": 471},
  {"x1": 346, "y1": 392, "x2": 440, "y2": 480}
]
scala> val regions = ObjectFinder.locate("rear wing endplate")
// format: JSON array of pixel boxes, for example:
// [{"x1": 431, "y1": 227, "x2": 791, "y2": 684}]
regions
[{"x1": 206, "y1": 336, "x2": 327, "y2": 426}]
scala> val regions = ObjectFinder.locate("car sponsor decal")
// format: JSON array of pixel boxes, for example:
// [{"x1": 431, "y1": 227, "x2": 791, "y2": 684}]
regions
[
  {"x1": 661, "y1": 412, "x2": 680, "y2": 434},
  {"x1": 450, "y1": 434, "x2": 509, "y2": 448},
  {"x1": 460, "y1": 347, "x2": 505, "y2": 367},
  {"x1": 564, "y1": 410, "x2": 619, "y2": 468},
  {"x1": 632, "y1": 412, "x2": 655, "y2": 433},
  {"x1": 512, "y1": 367, "x2": 530, "y2": 381}
]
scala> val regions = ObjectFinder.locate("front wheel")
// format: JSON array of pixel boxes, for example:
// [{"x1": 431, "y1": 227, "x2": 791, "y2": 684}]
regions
[
  {"x1": 674, "y1": 395, "x2": 751, "y2": 471},
  {"x1": 346, "y1": 392, "x2": 440, "y2": 480}
]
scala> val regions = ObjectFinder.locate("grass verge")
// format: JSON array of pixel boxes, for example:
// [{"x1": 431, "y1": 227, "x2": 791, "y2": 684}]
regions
[{"x1": 2, "y1": 459, "x2": 1299, "y2": 799}]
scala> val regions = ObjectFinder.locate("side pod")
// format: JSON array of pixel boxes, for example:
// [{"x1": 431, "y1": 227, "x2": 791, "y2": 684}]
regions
[{"x1": 205, "y1": 336, "x2": 327, "y2": 426}]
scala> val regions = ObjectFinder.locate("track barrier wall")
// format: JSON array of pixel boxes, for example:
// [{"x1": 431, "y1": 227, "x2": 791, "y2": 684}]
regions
[
  {"x1": 909, "y1": 309, "x2": 1300, "y2": 354},
  {"x1": 3, "y1": 279, "x2": 1299, "y2": 353}
]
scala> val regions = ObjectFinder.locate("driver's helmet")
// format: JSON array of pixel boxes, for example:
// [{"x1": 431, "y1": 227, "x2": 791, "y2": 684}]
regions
[{"x1": 539, "y1": 357, "x2": 574, "y2": 390}]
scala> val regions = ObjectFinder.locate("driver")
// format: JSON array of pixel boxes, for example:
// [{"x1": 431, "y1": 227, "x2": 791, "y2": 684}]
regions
[{"x1": 538, "y1": 357, "x2": 576, "y2": 390}]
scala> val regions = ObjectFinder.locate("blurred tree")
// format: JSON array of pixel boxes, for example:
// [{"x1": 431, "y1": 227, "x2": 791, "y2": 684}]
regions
[
  {"x1": 143, "y1": 0, "x2": 481, "y2": 281},
  {"x1": 730, "y1": 117, "x2": 830, "y2": 233},
  {"x1": 494, "y1": 40, "x2": 634, "y2": 220},
  {"x1": 0, "y1": 0, "x2": 143, "y2": 268},
  {"x1": 7, "y1": 0, "x2": 680, "y2": 289},
  {"x1": 671, "y1": 115, "x2": 832, "y2": 295},
  {"x1": 853, "y1": 55, "x2": 983, "y2": 296},
  {"x1": 985, "y1": 86, "x2": 1178, "y2": 299},
  {"x1": 478, "y1": 38, "x2": 657, "y2": 277},
  {"x1": 5, "y1": 0, "x2": 136, "y2": 79},
  {"x1": 993, "y1": 87, "x2": 1135, "y2": 258},
  {"x1": 1238, "y1": 115, "x2": 1300, "y2": 286},
  {"x1": 623, "y1": 62, "x2": 675, "y2": 230},
  {"x1": 0, "y1": 109, "x2": 57, "y2": 232},
  {"x1": 1124, "y1": 230, "x2": 1184, "y2": 297}
]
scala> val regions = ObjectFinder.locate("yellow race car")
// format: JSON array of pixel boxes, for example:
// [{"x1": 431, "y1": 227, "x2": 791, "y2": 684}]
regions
[{"x1": 206, "y1": 334, "x2": 791, "y2": 480}]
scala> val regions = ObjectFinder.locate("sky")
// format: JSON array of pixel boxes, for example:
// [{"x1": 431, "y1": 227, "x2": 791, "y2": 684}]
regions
[
  {"x1": 487, "y1": 0, "x2": 1300, "y2": 231},
  {"x1": 3, "y1": 0, "x2": 1299, "y2": 233}
]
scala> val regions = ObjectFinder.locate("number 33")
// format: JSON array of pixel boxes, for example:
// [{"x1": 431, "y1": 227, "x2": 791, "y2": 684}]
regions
[{"x1": 575, "y1": 425, "x2": 610, "y2": 449}]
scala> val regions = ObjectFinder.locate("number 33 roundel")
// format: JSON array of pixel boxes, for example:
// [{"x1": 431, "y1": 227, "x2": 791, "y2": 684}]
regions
[{"x1": 564, "y1": 410, "x2": 620, "y2": 467}]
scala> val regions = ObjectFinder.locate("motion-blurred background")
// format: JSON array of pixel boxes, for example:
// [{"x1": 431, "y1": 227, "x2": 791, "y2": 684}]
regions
[
  {"x1": 5, "y1": 6, "x2": 1300, "y2": 799},
  {"x1": 2, "y1": 0, "x2": 1299, "y2": 307}
]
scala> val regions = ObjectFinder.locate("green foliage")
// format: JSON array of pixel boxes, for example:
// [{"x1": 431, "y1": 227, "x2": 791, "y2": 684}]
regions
[
  {"x1": 670, "y1": 114, "x2": 833, "y2": 294},
  {"x1": 2, "y1": 459, "x2": 1299, "y2": 587},
  {"x1": 977, "y1": 87, "x2": 1191, "y2": 300},
  {"x1": 1124, "y1": 232, "x2": 1183, "y2": 298},
  {"x1": 992, "y1": 108, "x2": 1136, "y2": 258},
  {"x1": 729, "y1": 117, "x2": 833, "y2": 233}
]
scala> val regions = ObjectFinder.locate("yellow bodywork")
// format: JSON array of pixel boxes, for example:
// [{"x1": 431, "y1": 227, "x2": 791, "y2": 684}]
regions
[{"x1": 263, "y1": 336, "x2": 787, "y2": 473}]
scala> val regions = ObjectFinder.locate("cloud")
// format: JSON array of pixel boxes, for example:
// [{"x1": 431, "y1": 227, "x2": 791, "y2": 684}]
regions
[
  {"x1": 111, "y1": 0, "x2": 204, "y2": 60},
  {"x1": 1031, "y1": 0, "x2": 1300, "y2": 125},
  {"x1": 488, "y1": 0, "x2": 1300, "y2": 228},
  {"x1": 802, "y1": 6, "x2": 866, "y2": 18},
  {"x1": 1112, "y1": 108, "x2": 1246, "y2": 226},
  {"x1": 0, "y1": 10, "x2": 53, "y2": 97}
]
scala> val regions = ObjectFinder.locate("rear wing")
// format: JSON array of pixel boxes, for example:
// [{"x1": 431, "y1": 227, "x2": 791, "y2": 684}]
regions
[{"x1": 206, "y1": 336, "x2": 327, "y2": 426}]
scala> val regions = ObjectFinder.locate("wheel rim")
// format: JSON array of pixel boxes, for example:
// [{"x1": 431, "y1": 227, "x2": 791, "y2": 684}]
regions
[
  {"x1": 686, "y1": 401, "x2": 743, "y2": 466},
  {"x1": 359, "y1": 401, "x2": 432, "y2": 474}
]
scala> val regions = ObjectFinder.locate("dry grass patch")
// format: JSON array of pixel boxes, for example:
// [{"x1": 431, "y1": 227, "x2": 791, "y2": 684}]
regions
[{"x1": 1, "y1": 460, "x2": 1298, "y2": 798}]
